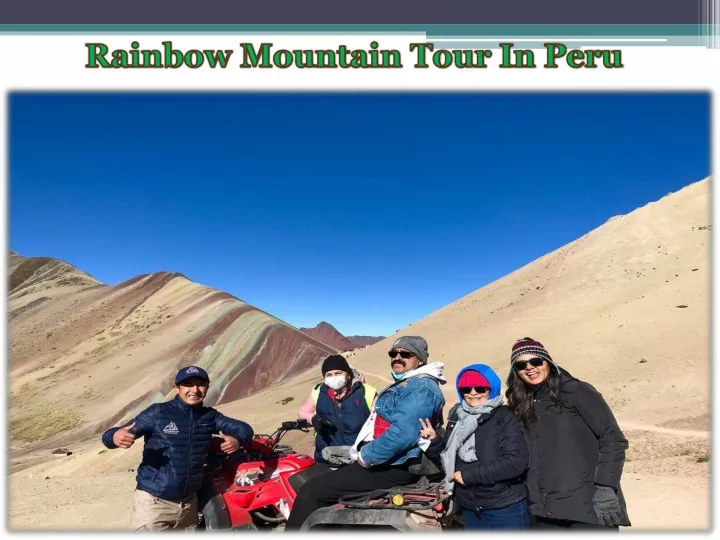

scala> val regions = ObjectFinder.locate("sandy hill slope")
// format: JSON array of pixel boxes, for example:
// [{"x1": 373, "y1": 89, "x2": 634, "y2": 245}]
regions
[
  {"x1": 8, "y1": 178, "x2": 711, "y2": 531},
  {"x1": 218, "y1": 177, "x2": 712, "y2": 530},
  {"x1": 8, "y1": 254, "x2": 336, "y2": 470},
  {"x1": 205, "y1": 176, "x2": 713, "y2": 530},
  {"x1": 345, "y1": 335, "x2": 385, "y2": 348}
]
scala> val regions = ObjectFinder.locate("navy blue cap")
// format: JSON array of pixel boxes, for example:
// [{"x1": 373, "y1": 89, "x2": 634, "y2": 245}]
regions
[{"x1": 174, "y1": 366, "x2": 210, "y2": 385}]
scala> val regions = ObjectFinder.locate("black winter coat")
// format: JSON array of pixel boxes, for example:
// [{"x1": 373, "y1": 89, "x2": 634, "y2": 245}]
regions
[
  {"x1": 426, "y1": 404, "x2": 528, "y2": 512},
  {"x1": 522, "y1": 370, "x2": 631, "y2": 526},
  {"x1": 102, "y1": 396, "x2": 253, "y2": 501}
]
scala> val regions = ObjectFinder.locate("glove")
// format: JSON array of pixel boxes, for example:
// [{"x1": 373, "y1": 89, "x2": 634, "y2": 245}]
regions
[
  {"x1": 592, "y1": 485, "x2": 624, "y2": 527},
  {"x1": 311, "y1": 415, "x2": 336, "y2": 434},
  {"x1": 321, "y1": 445, "x2": 357, "y2": 465}
]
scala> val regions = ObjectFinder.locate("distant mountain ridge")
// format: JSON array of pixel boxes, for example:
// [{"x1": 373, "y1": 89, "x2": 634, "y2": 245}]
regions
[
  {"x1": 299, "y1": 321, "x2": 385, "y2": 351},
  {"x1": 8, "y1": 250, "x2": 336, "y2": 460}
]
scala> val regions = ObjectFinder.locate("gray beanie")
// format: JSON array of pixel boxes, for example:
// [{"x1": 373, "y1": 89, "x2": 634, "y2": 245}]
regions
[{"x1": 391, "y1": 336, "x2": 429, "y2": 364}]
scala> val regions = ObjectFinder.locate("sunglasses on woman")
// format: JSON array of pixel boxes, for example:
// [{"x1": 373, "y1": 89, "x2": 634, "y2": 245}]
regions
[
  {"x1": 459, "y1": 386, "x2": 490, "y2": 395},
  {"x1": 513, "y1": 357, "x2": 545, "y2": 371},
  {"x1": 388, "y1": 350, "x2": 414, "y2": 359}
]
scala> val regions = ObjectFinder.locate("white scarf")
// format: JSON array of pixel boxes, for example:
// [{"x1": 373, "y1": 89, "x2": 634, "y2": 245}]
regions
[{"x1": 440, "y1": 396, "x2": 504, "y2": 493}]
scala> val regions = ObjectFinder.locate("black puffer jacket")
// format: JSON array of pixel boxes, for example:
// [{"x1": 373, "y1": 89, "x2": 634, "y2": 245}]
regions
[
  {"x1": 522, "y1": 370, "x2": 631, "y2": 526},
  {"x1": 102, "y1": 396, "x2": 253, "y2": 501},
  {"x1": 426, "y1": 404, "x2": 528, "y2": 512}
]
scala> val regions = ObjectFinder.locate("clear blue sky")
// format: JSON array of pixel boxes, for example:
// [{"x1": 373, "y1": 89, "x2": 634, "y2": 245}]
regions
[{"x1": 9, "y1": 92, "x2": 710, "y2": 336}]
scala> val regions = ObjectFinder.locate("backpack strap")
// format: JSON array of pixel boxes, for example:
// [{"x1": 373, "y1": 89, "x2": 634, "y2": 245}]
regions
[
  {"x1": 312, "y1": 382, "x2": 376, "y2": 419},
  {"x1": 448, "y1": 403, "x2": 461, "y2": 420},
  {"x1": 445, "y1": 403, "x2": 461, "y2": 432},
  {"x1": 309, "y1": 383, "x2": 323, "y2": 437},
  {"x1": 362, "y1": 383, "x2": 377, "y2": 411},
  {"x1": 311, "y1": 383, "x2": 322, "y2": 405}
]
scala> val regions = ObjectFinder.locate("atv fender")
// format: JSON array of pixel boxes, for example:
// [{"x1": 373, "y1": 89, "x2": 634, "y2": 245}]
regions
[
  {"x1": 299, "y1": 507, "x2": 410, "y2": 531},
  {"x1": 198, "y1": 476, "x2": 255, "y2": 530}
]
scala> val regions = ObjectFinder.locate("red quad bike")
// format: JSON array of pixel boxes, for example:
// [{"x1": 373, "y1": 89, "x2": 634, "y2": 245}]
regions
[
  {"x1": 198, "y1": 419, "x2": 459, "y2": 531},
  {"x1": 198, "y1": 419, "x2": 328, "y2": 530}
]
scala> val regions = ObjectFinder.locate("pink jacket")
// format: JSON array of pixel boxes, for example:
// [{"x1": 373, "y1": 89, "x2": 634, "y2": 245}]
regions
[{"x1": 297, "y1": 394, "x2": 316, "y2": 423}]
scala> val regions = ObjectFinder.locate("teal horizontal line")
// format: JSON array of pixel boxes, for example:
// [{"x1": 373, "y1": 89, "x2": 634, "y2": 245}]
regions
[
  {"x1": 0, "y1": 24, "x2": 711, "y2": 36},
  {"x1": 432, "y1": 40, "x2": 702, "y2": 47}
]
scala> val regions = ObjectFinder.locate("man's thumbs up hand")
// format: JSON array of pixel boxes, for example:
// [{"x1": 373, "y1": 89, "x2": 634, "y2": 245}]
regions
[
  {"x1": 113, "y1": 422, "x2": 137, "y2": 449},
  {"x1": 219, "y1": 431, "x2": 240, "y2": 454}
]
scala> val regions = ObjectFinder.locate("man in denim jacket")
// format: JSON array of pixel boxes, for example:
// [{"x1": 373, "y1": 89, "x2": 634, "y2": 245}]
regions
[{"x1": 286, "y1": 336, "x2": 446, "y2": 530}]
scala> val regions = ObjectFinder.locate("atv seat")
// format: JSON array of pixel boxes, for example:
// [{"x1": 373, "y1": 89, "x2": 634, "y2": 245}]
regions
[
  {"x1": 401, "y1": 475, "x2": 442, "y2": 491},
  {"x1": 288, "y1": 463, "x2": 332, "y2": 494},
  {"x1": 407, "y1": 452, "x2": 444, "y2": 481}
]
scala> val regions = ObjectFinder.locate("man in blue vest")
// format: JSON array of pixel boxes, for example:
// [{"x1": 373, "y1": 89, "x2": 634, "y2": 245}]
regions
[
  {"x1": 101, "y1": 366, "x2": 254, "y2": 531},
  {"x1": 297, "y1": 354, "x2": 377, "y2": 465}
]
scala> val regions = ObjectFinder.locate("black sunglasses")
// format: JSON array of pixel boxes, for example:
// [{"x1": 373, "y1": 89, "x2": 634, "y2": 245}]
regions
[
  {"x1": 459, "y1": 386, "x2": 490, "y2": 395},
  {"x1": 513, "y1": 357, "x2": 545, "y2": 371},
  {"x1": 388, "y1": 350, "x2": 415, "y2": 359}
]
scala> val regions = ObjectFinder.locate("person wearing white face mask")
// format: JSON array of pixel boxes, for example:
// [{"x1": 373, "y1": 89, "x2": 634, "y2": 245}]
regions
[
  {"x1": 285, "y1": 336, "x2": 446, "y2": 530},
  {"x1": 297, "y1": 354, "x2": 377, "y2": 465}
]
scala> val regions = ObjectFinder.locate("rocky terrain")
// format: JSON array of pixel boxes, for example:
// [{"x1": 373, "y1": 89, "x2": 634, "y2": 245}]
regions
[{"x1": 299, "y1": 321, "x2": 384, "y2": 351}]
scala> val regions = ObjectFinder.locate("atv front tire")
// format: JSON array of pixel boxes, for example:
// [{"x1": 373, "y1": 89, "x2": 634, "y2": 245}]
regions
[{"x1": 198, "y1": 477, "x2": 232, "y2": 530}]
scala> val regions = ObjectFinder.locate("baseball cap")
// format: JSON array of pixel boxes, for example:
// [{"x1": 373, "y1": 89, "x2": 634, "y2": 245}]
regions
[{"x1": 174, "y1": 366, "x2": 210, "y2": 385}]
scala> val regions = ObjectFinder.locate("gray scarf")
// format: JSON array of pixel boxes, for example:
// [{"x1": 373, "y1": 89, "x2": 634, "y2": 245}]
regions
[{"x1": 440, "y1": 396, "x2": 504, "y2": 493}]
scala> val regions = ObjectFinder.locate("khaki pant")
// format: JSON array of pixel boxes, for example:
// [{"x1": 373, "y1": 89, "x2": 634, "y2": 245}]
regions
[{"x1": 129, "y1": 489, "x2": 198, "y2": 532}]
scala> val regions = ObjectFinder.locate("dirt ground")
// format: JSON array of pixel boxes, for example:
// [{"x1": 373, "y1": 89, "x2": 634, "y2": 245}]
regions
[{"x1": 8, "y1": 421, "x2": 710, "y2": 532}]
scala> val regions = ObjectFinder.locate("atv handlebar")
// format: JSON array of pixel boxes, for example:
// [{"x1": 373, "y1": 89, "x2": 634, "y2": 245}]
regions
[
  {"x1": 208, "y1": 419, "x2": 312, "y2": 461},
  {"x1": 247, "y1": 419, "x2": 311, "y2": 457},
  {"x1": 281, "y1": 419, "x2": 310, "y2": 431}
]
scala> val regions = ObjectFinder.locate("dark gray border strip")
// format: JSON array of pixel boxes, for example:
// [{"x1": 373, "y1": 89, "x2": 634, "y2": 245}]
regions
[
  {"x1": 0, "y1": 24, "x2": 712, "y2": 36},
  {"x1": 0, "y1": 0, "x2": 703, "y2": 25}
]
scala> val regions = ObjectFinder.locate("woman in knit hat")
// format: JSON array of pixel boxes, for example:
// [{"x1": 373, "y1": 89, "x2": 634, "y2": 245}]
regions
[
  {"x1": 420, "y1": 364, "x2": 530, "y2": 529},
  {"x1": 506, "y1": 337, "x2": 631, "y2": 530},
  {"x1": 297, "y1": 354, "x2": 377, "y2": 465}
]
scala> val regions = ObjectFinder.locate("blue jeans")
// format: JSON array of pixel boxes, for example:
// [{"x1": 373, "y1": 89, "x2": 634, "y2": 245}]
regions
[{"x1": 461, "y1": 499, "x2": 531, "y2": 529}]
